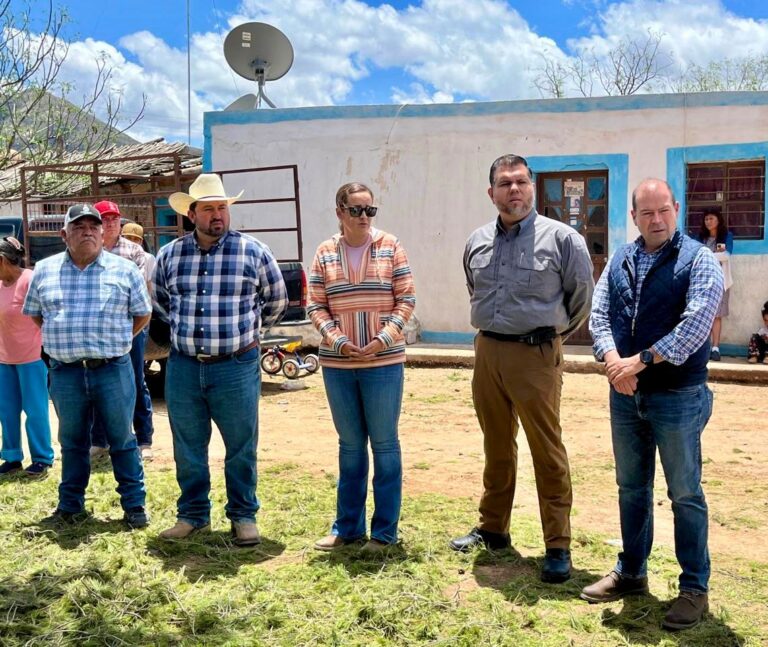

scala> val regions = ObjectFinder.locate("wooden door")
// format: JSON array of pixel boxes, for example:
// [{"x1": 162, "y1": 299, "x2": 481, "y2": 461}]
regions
[{"x1": 536, "y1": 172, "x2": 609, "y2": 345}]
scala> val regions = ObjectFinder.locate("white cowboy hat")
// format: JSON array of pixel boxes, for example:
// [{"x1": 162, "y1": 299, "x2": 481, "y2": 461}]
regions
[{"x1": 168, "y1": 173, "x2": 244, "y2": 215}]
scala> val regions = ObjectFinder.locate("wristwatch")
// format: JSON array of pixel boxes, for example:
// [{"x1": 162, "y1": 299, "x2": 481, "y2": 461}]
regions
[{"x1": 640, "y1": 349, "x2": 654, "y2": 366}]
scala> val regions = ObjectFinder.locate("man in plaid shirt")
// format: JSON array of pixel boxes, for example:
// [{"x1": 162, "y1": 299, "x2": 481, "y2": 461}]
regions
[
  {"x1": 23, "y1": 203, "x2": 151, "y2": 530},
  {"x1": 89, "y1": 200, "x2": 155, "y2": 462},
  {"x1": 153, "y1": 174, "x2": 287, "y2": 546},
  {"x1": 582, "y1": 179, "x2": 724, "y2": 631}
]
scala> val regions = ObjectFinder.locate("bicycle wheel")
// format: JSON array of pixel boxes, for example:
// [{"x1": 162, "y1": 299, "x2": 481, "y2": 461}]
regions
[
  {"x1": 282, "y1": 359, "x2": 300, "y2": 379},
  {"x1": 304, "y1": 354, "x2": 320, "y2": 374},
  {"x1": 260, "y1": 352, "x2": 282, "y2": 374}
]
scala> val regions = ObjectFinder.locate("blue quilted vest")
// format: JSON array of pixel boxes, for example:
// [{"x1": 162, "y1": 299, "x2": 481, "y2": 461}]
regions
[{"x1": 607, "y1": 231, "x2": 709, "y2": 391}]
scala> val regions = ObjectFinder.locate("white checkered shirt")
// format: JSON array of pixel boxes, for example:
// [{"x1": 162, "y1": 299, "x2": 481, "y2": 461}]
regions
[{"x1": 23, "y1": 250, "x2": 151, "y2": 362}]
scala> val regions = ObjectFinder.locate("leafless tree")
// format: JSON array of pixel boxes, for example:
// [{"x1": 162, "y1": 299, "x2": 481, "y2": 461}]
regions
[
  {"x1": 533, "y1": 57, "x2": 567, "y2": 99},
  {"x1": 0, "y1": 0, "x2": 145, "y2": 178},
  {"x1": 593, "y1": 31, "x2": 670, "y2": 96},
  {"x1": 534, "y1": 31, "x2": 671, "y2": 98}
]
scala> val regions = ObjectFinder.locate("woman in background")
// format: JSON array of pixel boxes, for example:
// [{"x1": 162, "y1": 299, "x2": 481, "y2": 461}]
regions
[
  {"x1": 697, "y1": 209, "x2": 733, "y2": 361},
  {"x1": 309, "y1": 182, "x2": 416, "y2": 553},
  {"x1": 0, "y1": 237, "x2": 54, "y2": 477}
]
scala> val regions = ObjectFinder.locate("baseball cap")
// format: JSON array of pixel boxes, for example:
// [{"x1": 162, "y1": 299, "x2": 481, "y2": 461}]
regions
[
  {"x1": 93, "y1": 200, "x2": 121, "y2": 217},
  {"x1": 64, "y1": 203, "x2": 102, "y2": 226},
  {"x1": 122, "y1": 222, "x2": 144, "y2": 242}
]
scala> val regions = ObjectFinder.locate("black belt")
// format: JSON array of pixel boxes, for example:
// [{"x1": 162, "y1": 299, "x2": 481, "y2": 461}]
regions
[
  {"x1": 191, "y1": 340, "x2": 260, "y2": 364},
  {"x1": 60, "y1": 357, "x2": 121, "y2": 369},
  {"x1": 480, "y1": 328, "x2": 558, "y2": 345}
]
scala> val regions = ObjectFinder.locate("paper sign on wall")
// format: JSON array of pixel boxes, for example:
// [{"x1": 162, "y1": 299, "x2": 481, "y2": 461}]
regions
[{"x1": 564, "y1": 181, "x2": 585, "y2": 197}]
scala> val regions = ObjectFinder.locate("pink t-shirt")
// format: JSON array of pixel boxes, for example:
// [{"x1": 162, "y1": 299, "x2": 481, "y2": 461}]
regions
[
  {"x1": 345, "y1": 236, "x2": 372, "y2": 274},
  {"x1": 0, "y1": 269, "x2": 43, "y2": 364}
]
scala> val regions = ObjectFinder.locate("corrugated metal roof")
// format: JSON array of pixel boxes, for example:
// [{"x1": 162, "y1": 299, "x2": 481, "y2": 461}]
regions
[{"x1": 0, "y1": 139, "x2": 202, "y2": 199}]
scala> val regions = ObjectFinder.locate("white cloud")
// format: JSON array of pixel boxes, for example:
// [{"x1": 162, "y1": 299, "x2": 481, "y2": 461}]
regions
[
  {"x1": 37, "y1": 0, "x2": 768, "y2": 144},
  {"x1": 234, "y1": 0, "x2": 561, "y2": 103},
  {"x1": 572, "y1": 0, "x2": 768, "y2": 71},
  {"x1": 390, "y1": 82, "x2": 454, "y2": 104}
]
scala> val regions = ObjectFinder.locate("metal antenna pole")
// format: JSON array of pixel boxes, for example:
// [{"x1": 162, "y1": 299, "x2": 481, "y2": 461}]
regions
[{"x1": 186, "y1": 0, "x2": 191, "y2": 143}]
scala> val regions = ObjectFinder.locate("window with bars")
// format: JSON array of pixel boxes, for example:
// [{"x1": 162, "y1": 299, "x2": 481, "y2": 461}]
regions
[{"x1": 685, "y1": 161, "x2": 765, "y2": 240}]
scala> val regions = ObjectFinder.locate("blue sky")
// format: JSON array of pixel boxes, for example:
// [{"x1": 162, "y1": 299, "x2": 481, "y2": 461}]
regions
[{"x1": 27, "y1": 0, "x2": 768, "y2": 144}]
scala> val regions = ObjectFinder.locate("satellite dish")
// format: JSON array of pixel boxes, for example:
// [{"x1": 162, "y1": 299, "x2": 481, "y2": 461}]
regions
[
  {"x1": 223, "y1": 22, "x2": 294, "y2": 109},
  {"x1": 224, "y1": 93, "x2": 258, "y2": 112}
]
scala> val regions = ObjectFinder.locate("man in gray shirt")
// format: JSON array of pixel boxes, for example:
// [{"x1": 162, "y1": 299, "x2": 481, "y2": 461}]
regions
[{"x1": 450, "y1": 154, "x2": 594, "y2": 584}]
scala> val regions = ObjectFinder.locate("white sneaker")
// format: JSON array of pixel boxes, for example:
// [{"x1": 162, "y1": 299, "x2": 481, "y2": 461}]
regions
[{"x1": 139, "y1": 445, "x2": 153, "y2": 461}]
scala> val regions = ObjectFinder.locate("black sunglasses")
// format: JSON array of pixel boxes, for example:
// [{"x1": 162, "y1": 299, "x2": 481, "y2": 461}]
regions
[{"x1": 343, "y1": 205, "x2": 378, "y2": 218}]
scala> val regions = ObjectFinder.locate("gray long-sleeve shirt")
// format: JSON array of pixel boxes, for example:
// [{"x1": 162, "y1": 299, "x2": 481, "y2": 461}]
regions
[{"x1": 463, "y1": 211, "x2": 594, "y2": 339}]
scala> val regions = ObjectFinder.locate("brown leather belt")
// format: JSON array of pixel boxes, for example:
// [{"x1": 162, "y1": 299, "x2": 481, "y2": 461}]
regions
[{"x1": 193, "y1": 340, "x2": 260, "y2": 364}]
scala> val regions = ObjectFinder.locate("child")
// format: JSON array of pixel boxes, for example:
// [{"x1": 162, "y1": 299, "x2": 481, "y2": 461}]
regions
[{"x1": 747, "y1": 301, "x2": 768, "y2": 364}]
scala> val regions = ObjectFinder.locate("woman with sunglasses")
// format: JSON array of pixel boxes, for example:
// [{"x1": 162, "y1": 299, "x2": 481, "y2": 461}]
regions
[
  {"x1": 308, "y1": 182, "x2": 416, "y2": 553},
  {"x1": 0, "y1": 237, "x2": 54, "y2": 478}
]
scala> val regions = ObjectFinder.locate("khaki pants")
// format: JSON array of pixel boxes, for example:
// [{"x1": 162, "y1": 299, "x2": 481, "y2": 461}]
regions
[{"x1": 472, "y1": 333, "x2": 571, "y2": 549}]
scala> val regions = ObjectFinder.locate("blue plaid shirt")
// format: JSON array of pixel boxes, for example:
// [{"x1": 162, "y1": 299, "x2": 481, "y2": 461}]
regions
[
  {"x1": 591, "y1": 235, "x2": 724, "y2": 365},
  {"x1": 22, "y1": 250, "x2": 151, "y2": 362},
  {"x1": 152, "y1": 230, "x2": 288, "y2": 357}
]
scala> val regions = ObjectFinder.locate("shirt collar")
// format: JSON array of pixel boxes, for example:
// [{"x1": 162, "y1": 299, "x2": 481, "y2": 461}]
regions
[
  {"x1": 193, "y1": 229, "x2": 230, "y2": 253},
  {"x1": 495, "y1": 209, "x2": 536, "y2": 237},
  {"x1": 634, "y1": 232, "x2": 675, "y2": 257},
  {"x1": 64, "y1": 249, "x2": 107, "y2": 268}
]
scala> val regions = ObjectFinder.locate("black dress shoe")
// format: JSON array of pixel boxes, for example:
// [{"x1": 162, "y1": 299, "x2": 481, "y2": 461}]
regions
[
  {"x1": 449, "y1": 527, "x2": 511, "y2": 552},
  {"x1": 124, "y1": 507, "x2": 150, "y2": 529},
  {"x1": 40, "y1": 508, "x2": 90, "y2": 527},
  {"x1": 541, "y1": 548, "x2": 572, "y2": 583}
]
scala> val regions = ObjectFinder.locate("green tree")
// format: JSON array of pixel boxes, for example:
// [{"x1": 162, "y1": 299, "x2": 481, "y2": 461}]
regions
[{"x1": 669, "y1": 55, "x2": 768, "y2": 92}]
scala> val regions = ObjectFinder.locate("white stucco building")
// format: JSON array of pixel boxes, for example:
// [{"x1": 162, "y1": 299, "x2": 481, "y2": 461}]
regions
[{"x1": 204, "y1": 91, "x2": 768, "y2": 355}]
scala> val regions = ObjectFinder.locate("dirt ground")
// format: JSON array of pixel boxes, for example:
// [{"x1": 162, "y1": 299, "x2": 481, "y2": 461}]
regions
[{"x1": 47, "y1": 367, "x2": 768, "y2": 561}]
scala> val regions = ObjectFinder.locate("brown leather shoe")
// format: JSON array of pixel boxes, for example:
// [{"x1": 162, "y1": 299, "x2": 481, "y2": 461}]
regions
[
  {"x1": 159, "y1": 521, "x2": 210, "y2": 540},
  {"x1": 580, "y1": 570, "x2": 649, "y2": 603},
  {"x1": 314, "y1": 534, "x2": 365, "y2": 551},
  {"x1": 662, "y1": 591, "x2": 709, "y2": 630},
  {"x1": 360, "y1": 538, "x2": 391, "y2": 554},
  {"x1": 231, "y1": 520, "x2": 261, "y2": 546}
]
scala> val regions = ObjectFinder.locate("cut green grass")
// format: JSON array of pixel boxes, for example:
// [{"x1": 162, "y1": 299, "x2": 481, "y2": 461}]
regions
[{"x1": 0, "y1": 463, "x2": 766, "y2": 646}]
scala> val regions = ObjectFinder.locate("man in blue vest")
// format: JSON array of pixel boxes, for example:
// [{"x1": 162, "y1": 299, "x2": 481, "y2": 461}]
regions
[{"x1": 582, "y1": 178, "x2": 723, "y2": 631}]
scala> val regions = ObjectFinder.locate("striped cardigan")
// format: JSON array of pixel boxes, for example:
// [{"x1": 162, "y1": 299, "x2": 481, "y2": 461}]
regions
[{"x1": 308, "y1": 228, "x2": 416, "y2": 368}]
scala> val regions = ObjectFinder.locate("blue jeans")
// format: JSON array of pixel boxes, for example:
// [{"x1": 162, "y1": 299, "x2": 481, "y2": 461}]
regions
[
  {"x1": 323, "y1": 364, "x2": 404, "y2": 544},
  {"x1": 610, "y1": 383, "x2": 713, "y2": 593},
  {"x1": 165, "y1": 347, "x2": 261, "y2": 527},
  {"x1": 91, "y1": 327, "x2": 154, "y2": 447},
  {"x1": 48, "y1": 355, "x2": 146, "y2": 513},
  {"x1": 0, "y1": 360, "x2": 54, "y2": 465}
]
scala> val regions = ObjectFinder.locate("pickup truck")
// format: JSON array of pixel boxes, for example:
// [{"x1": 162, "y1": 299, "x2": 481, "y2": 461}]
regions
[{"x1": 3, "y1": 215, "x2": 309, "y2": 396}]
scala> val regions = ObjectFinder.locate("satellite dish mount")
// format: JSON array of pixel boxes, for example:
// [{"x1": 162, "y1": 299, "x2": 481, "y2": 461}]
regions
[
  {"x1": 223, "y1": 23, "x2": 294, "y2": 110},
  {"x1": 251, "y1": 58, "x2": 277, "y2": 108}
]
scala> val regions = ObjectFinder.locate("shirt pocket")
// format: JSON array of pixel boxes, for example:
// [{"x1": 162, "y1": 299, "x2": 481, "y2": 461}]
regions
[
  {"x1": 515, "y1": 255, "x2": 560, "y2": 298},
  {"x1": 469, "y1": 250, "x2": 496, "y2": 294},
  {"x1": 100, "y1": 281, "x2": 128, "y2": 315}
]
